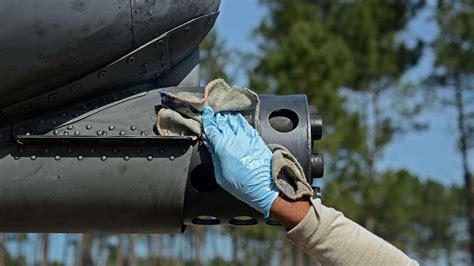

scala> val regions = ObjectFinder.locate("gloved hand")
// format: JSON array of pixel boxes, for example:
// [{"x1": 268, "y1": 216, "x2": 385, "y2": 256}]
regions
[{"x1": 202, "y1": 106, "x2": 279, "y2": 218}]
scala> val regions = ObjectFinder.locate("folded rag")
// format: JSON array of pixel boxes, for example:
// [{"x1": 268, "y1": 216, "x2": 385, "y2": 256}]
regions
[
  {"x1": 157, "y1": 79, "x2": 260, "y2": 136},
  {"x1": 155, "y1": 79, "x2": 313, "y2": 200}
]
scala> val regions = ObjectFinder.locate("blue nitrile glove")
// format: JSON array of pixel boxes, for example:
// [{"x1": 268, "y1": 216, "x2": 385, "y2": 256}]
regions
[{"x1": 202, "y1": 106, "x2": 279, "y2": 218}]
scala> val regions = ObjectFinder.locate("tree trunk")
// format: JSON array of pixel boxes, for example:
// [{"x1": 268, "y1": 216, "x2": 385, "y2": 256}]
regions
[
  {"x1": 363, "y1": 88, "x2": 382, "y2": 232},
  {"x1": 231, "y1": 228, "x2": 240, "y2": 266},
  {"x1": 128, "y1": 234, "x2": 137, "y2": 266},
  {"x1": 193, "y1": 228, "x2": 205, "y2": 266},
  {"x1": 40, "y1": 233, "x2": 49, "y2": 266},
  {"x1": 454, "y1": 76, "x2": 474, "y2": 264},
  {"x1": 16, "y1": 233, "x2": 27, "y2": 266},
  {"x1": 293, "y1": 244, "x2": 304, "y2": 266},
  {"x1": 116, "y1": 235, "x2": 123, "y2": 266},
  {"x1": 81, "y1": 234, "x2": 93, "y2": 266},
  {"x1": 0, "y1": 234, "x2": 5, "y2": 266},
  {"x1": 280, "y1": 239, "x2": 291, "y2": 266}
]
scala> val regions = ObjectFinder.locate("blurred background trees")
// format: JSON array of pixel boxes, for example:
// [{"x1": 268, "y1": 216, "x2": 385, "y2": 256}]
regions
[{"x1": 1, "y1": 0, "x2": 472, "y2": 265}]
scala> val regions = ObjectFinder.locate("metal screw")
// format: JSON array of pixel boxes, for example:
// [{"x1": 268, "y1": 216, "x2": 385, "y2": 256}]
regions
[
  {"x1": 130, "y1": 125, "x2": 137, "y2": 131},
  {"x1": 101, "y1": 155, "x2": 107, "y2": 161},
  {"x1": 21, "y1": 104, "x2": 32, "y2": 111},
  {"x1": 55, "y1": 155, "x2": 61, "y2": 160},
  {"x1": 14, "y1": 156, "x2": 20, "y2": 160},
  {"x1": 53, "y1": 130, "x2": 59, "y2": 135},
  {"x1": 63, "y1": 131, "x2": 69, "y2": 136},
  {"x1": 30, "y1": 155, "x2": 37, "y2": 160},
  {"x1": 127, "y1": 56, "x2": 135, "y2": 64},
  {"x1": 98, "y1": 71, "x2": 107, "y2": 79},
  {"x1": 147, "y1": 155, "x2": 153, "y2": 161},
  {"x1": 78, "y1": 155, "x2": 83, "y2": 161},
  {"x1": 71, "y1": 84, "x2": 81, "y2": 91},
  {"x1": 169, "y1": 155, "x2": 175, "y2": 161},
  {"x1": 97, "y1": 130, "x2": 103, "y2": 136},
  {"x1": 119, "y1": 131, "x2": 125, "y2": 136},
  {"x1": 108, "y1": 125, "x2": 115, "y2": 130},
  {"x1": 25, "y1": 132, "x2": 31, "y2": 136},
  {"x1": 140, "y1": 131, "x2": 146, "y2": 136},
  {"x1": 86, "y1": 125, "x2": 92, "y2": 130},
  {"x1": 67, "y1": 125, "x2": 73, "y2": 130},
  {"x1": 48, "y1": 94, "x2": 58, "y2": 100},
  {"x1": 74, "y1": 131, "x2": 80, "y2": 136},
  {"x1": 184, "y1": 27, "x2": 191, "y2": 34},
  {"x1": 124, "y1": 155, "x2": 130, "y2": 161}
]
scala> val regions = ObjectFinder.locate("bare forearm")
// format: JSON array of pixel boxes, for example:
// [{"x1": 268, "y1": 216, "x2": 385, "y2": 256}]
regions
[{"x1": 269, "y1": 195, "x2": 311, "y2": 230}]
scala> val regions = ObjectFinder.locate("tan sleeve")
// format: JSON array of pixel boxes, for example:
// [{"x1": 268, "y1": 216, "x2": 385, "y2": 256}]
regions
[{"x1": 287, "y1": 198, "x2": 418, "y2": 266}]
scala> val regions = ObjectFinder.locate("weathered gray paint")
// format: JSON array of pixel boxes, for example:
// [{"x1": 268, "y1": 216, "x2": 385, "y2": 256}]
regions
[{"x1": 0, "y1": 0, "x2": 324, "y2": 233}]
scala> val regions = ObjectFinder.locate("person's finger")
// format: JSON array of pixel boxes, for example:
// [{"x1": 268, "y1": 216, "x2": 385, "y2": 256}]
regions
[
  {"x1": 226, "y1": 112, "x2": 240, "y2": 135},
  {"x1": 237, "y1": 113, "x2": 258, "y2": 138},
  {"x1": 202, "y1": 106, "x2": 215, "y2": 118},
  {"x1": 202, "y1": 113, "x2": 221, "y2": 145},
  {"x1": 204, "y1": 141, "x2": 224, "y2": 185},
  {"x1": 216, "y1": 112, "x2": 235, "y2": 137}
]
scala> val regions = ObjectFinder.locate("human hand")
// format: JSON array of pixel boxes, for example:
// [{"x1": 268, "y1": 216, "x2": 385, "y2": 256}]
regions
[{"x1": 202, "y1": 106, "x2": 279, "y2": 218}]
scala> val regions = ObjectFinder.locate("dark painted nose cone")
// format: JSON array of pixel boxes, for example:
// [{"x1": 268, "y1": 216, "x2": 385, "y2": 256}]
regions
[{"x1": 311, "y1": 153, "x2": 324, "y2": 178}]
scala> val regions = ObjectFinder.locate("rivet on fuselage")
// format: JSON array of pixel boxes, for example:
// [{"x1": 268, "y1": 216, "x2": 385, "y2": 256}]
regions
[
  {"x1": 71, "y1": 84, "x2": 81, "y2": 91},
  {"x1": 98, "y1": 71, "x2": 107, "y2": 79}
]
